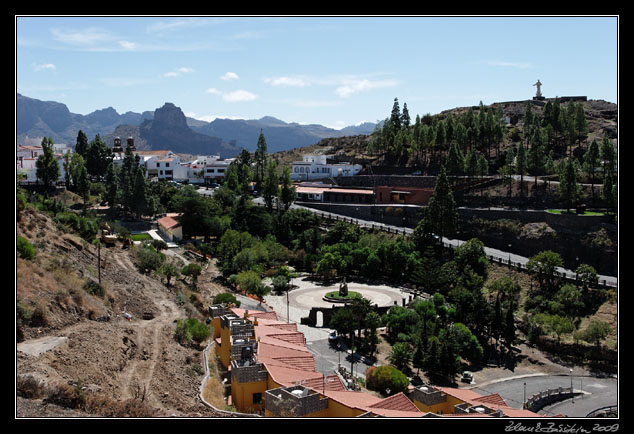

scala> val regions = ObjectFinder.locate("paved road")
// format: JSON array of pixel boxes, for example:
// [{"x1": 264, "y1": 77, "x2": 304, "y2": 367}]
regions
[{"x1": 467, "y1": 374, "x2": 618, "y2": 418}]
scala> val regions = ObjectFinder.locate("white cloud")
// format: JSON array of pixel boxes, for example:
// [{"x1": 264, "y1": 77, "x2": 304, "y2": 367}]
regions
[
  {"x1": 51, "y1": 27, "x2": 113, "y2": 46},
  {"x1": 118, "y1": 40, "x2": 137, "y2": 51},
  {"x1": 329, "y1": 120, "x2": 347, "y2": 129},
  {"x1": 265, "y1": 76, "x2": 311, "y2": 87},
  {"x1": 33, "y1": 63, "x2": 56, "y2": 71},
  {"x1": 335, "y1": 78, "x2": 399, "y2": 98},
  {"x1": 206, "y1": 88, "x2": 258, "y2": 102},
  {"x1": 264, "y1": 74, "x2": 398, "y2": 97},
  {"x1": 186, "y1": 113, "x2": 243, "y2": 122},
  {"x1": 221, "y1": 72, "x2": 239, "y2": 81},
  {"x1": 164, "y1": 67, "x2": 194, "y2": 78},
  {"x1": 222, "y1": 90, "x2": 258, "y2": 103}
]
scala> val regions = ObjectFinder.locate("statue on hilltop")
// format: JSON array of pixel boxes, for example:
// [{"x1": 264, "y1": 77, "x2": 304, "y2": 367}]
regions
[{"x1": 533, "y1": 80, "x2": 545, "y2": 100}]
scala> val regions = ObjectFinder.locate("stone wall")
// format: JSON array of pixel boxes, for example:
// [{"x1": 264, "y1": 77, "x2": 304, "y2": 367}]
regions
[
  {"x1": 230, "y1": 360, "x2": 268, "y2": 384},
  {"x1": 265, "y1": 386, "x2": 329, "y2": 417}
]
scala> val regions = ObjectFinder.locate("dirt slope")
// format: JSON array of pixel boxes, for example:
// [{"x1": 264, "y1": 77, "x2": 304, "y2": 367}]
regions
[{"x1": 16, "y1": 204, "x2": 229, "y2": 417}]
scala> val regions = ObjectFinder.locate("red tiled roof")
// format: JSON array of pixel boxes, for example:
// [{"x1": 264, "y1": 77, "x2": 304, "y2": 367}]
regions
[
  {"x1": 368, "y1": 392, "x2": 421, "y2": 413},
  {"x1": 321, "y1": 390, "x2": 423, "y2": 418},
  {"x1": 262, "y1": 361, "x2": 323, "y2": 387},
  {"x1": 254, "y1": 324, "x2": 306, "y2": 346},
  {"x1": 475, "y1": 393, "x2": 508, "y2": 407},
  {"x1": 157, "y1": 216, "x2": 180, "y2": 230},
  {"x1": 438, "y1": 387, "x2": 543, "y2": 418},
  {"x1": 230, "y1": 308, "x2": 279, "y2": 322}
]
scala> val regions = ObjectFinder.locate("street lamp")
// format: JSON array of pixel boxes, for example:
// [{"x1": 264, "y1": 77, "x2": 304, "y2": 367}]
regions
[{"x1": 570, "y1": 368, "x2": 574, "y2": 403}]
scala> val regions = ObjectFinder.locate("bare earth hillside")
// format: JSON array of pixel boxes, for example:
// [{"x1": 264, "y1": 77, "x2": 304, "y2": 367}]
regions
[{"x1": 16, "y1": 202, "x2": 232, "y2": 418}]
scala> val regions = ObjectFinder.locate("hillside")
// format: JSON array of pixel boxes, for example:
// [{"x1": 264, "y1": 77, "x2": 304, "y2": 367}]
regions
[
  {"x1": 273, "y1": 98, "x2": 618, "y2": 173},
  {"x1": 15, "y1": 193, "x2": 234, "y2": 417}
]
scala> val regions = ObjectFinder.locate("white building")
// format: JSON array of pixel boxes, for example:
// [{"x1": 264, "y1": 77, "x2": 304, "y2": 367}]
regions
[
  {"x1": 203, "y1": 158, "x2": 233, "y2": 182},
  {"x1": 291, "y1": 154, "x2": 362, "y2": 181},
  {"x1": 16, "y1": 144, "x2": 69, "y2": 182}
]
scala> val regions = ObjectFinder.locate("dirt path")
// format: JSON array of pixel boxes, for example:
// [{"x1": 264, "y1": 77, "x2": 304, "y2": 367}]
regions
[{"x1": 117, "y1": 298, "x2": 182, "y2": 407}]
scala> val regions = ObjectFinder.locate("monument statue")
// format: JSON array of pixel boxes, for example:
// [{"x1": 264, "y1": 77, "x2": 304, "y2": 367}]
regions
[
  {"x1": 339, "y1": 277, "x2": 348, "y2": 297},
  {"x1": 533, "y1": 80, "x2": 543, "y2": 98}
]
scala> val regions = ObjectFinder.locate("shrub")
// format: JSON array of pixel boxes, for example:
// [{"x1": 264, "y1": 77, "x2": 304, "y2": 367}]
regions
[
  {"x1": 213, "y1": 293, "x2": 240, "y2": 307},
  {"x1": 175, "y1": 318, "x2": 210, "y2": 345},
  {"x1": 181, "y1": 263, "x2": 202, "y2": 284},
  {"x1": 83, "y1": 279, "x2": 105, "y2": 297},
  {"x1": 134, "y1": 245, "x2": 165, "y2": 273},
  {"x1": 17, "y1": 236, "x2": 35, "y2": 260},
  {"x1": 365, "y1": 365, "x2": 409, "y2": 396}
]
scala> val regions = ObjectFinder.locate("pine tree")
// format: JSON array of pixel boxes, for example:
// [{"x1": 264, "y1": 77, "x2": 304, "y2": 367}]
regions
[
  {"x1": 523, "y1": 101, "x2": 533, "y2": 139},
  {"x1": 105, "y1": 162, "x2": 119, "y2": 209},
  {"x1": 75, "y1": 130, "x2": 89, "y2": 159},
  {"x1": 465, "y1": 150, "x2": 478, "y2": 184},
  {"x1": 503, "y1": 300, "x2": 516, "y2": 356},
  {"x1": 401, "y1": 102, "x2": 410, "y2": 129},
  {"x1": 262, "y1": 158, "x2": 279, "y2": 211},
  {"x1": 583, "y1": 139, "x2": 601, "y2": 202},
  {"x1": 35, "y1": 137, "x2": 60, "y2": 192},
  {"x1": 279, "y1": 165, "x2": 296, "y2": 211},
  {"x1": 559, "y1": 158, "x2": 581, "y2": 212},
  {"x1": 132, "y1": 166, "x2": 149, "y2": 219},
  {"x1": 254, "y1": 130, "x2": 268, "y2": 191},
  {"x1": 86, "y1": 134, "x2": 112, "y2": 180},
  {"x1": 600, "y1": 132, "x2": 617, "y2": 185},
  {"x1": 575, "y1": 103, "x2": 588, "y2": 147},
  {"x1": 424, "y1": 166, "x2": 457, "y2": 249},
  {"x1": 390, "y1": 97, "x2": 401, "y2": 132}
]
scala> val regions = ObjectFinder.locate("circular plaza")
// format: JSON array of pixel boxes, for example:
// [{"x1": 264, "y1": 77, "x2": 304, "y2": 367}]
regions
[{"x1": 263, "y1": 275, "x2": 413, "y2": 325}]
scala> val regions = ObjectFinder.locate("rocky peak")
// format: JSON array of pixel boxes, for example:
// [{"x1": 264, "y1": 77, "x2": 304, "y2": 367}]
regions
[{"x1": 152, "y1": 102, "x2": 188, "y2": 131}]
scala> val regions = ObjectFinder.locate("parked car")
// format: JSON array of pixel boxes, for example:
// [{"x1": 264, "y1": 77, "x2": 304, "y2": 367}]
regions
[
  {"x1": 461, "y1": 371, "x2": 473, "y2": 383},
  {"x1": 328, "y1": 331, "x2": 337, "y2": 341}
]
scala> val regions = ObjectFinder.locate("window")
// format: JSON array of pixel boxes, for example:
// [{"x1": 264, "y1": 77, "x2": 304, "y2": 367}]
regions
[{"x1": 252, "y1": 393, "x2": 262, "y2": 405}]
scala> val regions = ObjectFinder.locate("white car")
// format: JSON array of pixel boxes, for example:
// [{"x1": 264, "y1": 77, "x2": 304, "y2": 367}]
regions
[{"x1": 328, "y1": 331, "x2": 337, "y2": 341}]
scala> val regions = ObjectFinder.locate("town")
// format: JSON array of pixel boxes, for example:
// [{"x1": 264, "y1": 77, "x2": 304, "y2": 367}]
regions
[{"x1": 17, "y1": 87, "x2": 618, "y2": 421}]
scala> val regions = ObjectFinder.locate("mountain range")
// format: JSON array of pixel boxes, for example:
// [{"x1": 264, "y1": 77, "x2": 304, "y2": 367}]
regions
[{"x1": 16, "y1": 93, "x2": 377, "y2": 157}]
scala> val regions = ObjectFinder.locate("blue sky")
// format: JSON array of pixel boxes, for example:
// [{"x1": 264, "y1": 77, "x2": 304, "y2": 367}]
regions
[{"x1": 16, "y1": 16, "x2": 618, "y2": 129}]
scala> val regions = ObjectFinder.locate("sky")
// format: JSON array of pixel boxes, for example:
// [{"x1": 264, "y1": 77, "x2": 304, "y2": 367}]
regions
[{"x1": 16, "y1": 16, "x2": 618, "y2": 130}]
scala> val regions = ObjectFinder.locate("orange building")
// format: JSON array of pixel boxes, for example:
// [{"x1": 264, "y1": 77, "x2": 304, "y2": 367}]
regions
[
  {"x1": 209, "y1": 304, "x2": 544, "y2": 418},
  {"x1": 375, "y1": 186, "x2": 434, "y2": 205}
]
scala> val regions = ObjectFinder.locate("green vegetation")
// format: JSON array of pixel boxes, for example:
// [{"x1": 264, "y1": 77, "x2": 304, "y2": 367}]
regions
[
  {"x1": 175, "y1": 318, "x2": 210, "y2": 345},
  {"x1": 365, "y1": 365, "x2": 409, "y2": 396},
  {"x1": 546, "y1": 209, "x2": 606, "y2": 216},
  {"x1": 17, "y1": 236, "x2": 35, "y2": 260},
  {"x1": 130, "y1": 233, "x2": 153, "y2": 241},
  {"x1": 212, "y1": 293, "x2": 241, "y2": 307},
  {"x1": 324, "y1": 290, "x2": 361, "y2": 300}
]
